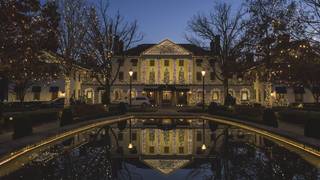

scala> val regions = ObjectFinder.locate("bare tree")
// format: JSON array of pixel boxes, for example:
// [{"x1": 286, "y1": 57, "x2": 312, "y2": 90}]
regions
[
  {"x1": 186, "y1": 2, "x2": 251, "y2": 104},
  {"x1": 84, "y1": 0, "x2": 143, "y2": 105},
  {"x1": 57, "y1": 0, "x2": 89, "y2": 106},
  {"x1": 300, "y1": 0, "x2": 320, "y2": 53}
]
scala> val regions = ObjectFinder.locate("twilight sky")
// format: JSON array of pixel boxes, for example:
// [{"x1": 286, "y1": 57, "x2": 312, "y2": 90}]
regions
[{"x1": 105, "y1": 0, "x2": 243, "y2": 44}]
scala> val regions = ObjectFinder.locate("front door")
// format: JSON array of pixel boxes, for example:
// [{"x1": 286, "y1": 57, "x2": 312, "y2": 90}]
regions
[{"x1": 162, "y1": 91, "x2": 172, "y2": 106}]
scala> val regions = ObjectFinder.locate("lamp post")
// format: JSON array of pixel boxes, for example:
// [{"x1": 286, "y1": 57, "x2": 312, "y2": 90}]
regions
[
  {"x1": 129, "y1": 70, "x2": 133, "y2": 107},
  {"x1": 128, "y1": 119, "x2": 133, "y2": 149},
  {"x1": 201, "y1": 119, "x2": 206, "y2": 151},
  {"x1": 201, "y1": 70, "x2": 206, "y2": 111}
]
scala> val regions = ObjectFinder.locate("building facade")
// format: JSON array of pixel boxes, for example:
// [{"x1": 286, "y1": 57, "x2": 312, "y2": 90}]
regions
[
  {"x1": 82, "y1": 39, "x2": 255, "y2": 106},
  {"x1": 2, "y1": 39, "x2": 317, "y2": 106}
]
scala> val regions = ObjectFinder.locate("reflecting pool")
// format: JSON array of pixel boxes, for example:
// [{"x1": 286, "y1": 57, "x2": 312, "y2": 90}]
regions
[{"x1": 1, "y1": 118, "x2": 320, "y2": 179}]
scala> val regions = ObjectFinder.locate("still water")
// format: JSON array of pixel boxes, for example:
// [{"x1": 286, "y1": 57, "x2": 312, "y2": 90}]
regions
[{"x1": 2, "y1": 118, "x2": 320, "y2": 180}]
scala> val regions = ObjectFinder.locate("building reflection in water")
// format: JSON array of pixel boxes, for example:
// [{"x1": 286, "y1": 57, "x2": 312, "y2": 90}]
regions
[
  {"x1": 107, "y1": 118, "x2": 274, "y2": 175},
  {"x1": 2, "y1": 118, "x2": 319, "y2": 180}
]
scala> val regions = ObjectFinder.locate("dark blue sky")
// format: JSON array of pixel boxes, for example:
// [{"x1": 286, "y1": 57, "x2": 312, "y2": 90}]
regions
[{"x1": 106, "y1": 0, "x2": 243, "y2": 44}]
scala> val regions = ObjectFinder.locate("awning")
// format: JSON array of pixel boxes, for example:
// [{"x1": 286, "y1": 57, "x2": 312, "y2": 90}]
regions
[
  {"x1": 293, "y1": 87, "x2": 305, "y2": 94},
  {"x1": 143, "y1": 85, "x2": 159, "y2": 91},
  {"x1": 175, "y1": 86, "x2": 190, "y2": 91},
  {"x1": 49, "y1": 86, "x2": 59, "y2": 92},
  {"x1": 32, "y1": 86, "x2": 41, "y2": 92},
  {"x1": 143, "y1": 85, "x2": 190, "y2": 91},
  {"x1": 275, "y1": 86, "x2": 287, "y2": 94}
]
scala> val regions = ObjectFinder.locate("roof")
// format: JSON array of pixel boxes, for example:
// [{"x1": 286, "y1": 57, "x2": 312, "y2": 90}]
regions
[{"x1": 125, "y1": 43, "x2": 211, "y2": 56}]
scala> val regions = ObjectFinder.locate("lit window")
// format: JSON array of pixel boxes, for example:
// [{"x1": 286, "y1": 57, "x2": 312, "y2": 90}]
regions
[
  {"x1": 164, "y1": 60, "x2": 169, "y2": 66},
  {"x1": 179, "y1": 60, "x2": 184, "y2": 66},
  {"x1": 212, "y1": 91, "x2": 220, "y2": 101},
  {"x1": 164, "y1": 146, "x2": 169, "y2": 153},
  {"x1": 241, "y1": 91, "x2": 249, "y2": 101},
  {"x1": 150, "y1": 60, "x2": 155, "y2": 66},
  {"x1": 149, "y1": 146, "x2": 155, "y2": 154},
  {"x1": 179, "y1": 147, "x2": 184, "y2": 154}
]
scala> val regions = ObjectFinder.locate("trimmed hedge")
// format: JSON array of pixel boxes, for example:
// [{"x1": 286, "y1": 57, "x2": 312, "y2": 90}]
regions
[
  {"x1": 305, "y1": 118, "x2": 320, "y2": 139},
  {"x1": 60, "y1": 103, "x2": 127, "y2": 126},
  {"x1": 4, "y1": 109, "x2": 59, "y2": 129},
  {"x1": 60, "y1": 108, "x2": 74, "y2": 127},
  {"x1": 12, "y1": 115, "x2": 33, "y2": 139},
  {"x1": 207, "y1": 103, "x2": 262, "y2": 123},
  {"x1": 278, "y1": 110, "x2": 320, "y2": 139},
  {"x1": 262, "y1": 108, "x2": 278, "y2": 128},
  {"x1": 277, "y1": 110, "x2": 320, "y2": 125}
]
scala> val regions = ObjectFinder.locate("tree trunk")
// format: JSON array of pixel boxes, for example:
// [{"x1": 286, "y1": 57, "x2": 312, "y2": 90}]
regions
[
  {"x1": 18, "y1": 93, "x2": 25, "y2": 102},
  {"x1": 265, "y1": 82, "x2": 273, "y2": 107},
  {"x1": 223, "y1": 78, "x2": 229, "y2": 105},
  {"x1": 102, "y1": 83, "x2": 111, "y2": 105},
  {"x1": 64, "y1": 76, "x2": 71, "y2": 107}
]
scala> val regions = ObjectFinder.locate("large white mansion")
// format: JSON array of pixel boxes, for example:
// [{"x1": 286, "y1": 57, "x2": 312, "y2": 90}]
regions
[{"x1": 0, "y1": 39, "x2": 316, "y2": 106}]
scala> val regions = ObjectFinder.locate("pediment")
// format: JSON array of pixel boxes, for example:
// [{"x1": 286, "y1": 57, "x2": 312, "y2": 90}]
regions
[
  {"x1": 143, "y1": 159, "x2": 190, "y2": 175},
  {"x1": 142, "y1": 39, "x2": 191, "y2": 56}
]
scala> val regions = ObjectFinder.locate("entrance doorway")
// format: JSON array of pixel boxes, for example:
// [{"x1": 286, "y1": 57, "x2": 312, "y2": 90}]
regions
[{"x1": 162, "y1": 90, "x2": 172, "y2": 106}]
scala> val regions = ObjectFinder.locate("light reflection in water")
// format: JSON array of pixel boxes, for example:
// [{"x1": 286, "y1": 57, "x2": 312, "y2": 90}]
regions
[{"x1": 2, "y1": 118, "x2": 320, "y2": 180}]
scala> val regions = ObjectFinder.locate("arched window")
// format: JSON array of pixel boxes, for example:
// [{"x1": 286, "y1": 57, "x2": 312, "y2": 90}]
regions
[
  {"x1": 127, "y1": 89, "x2": 137, "y2": 98},
  {"x1": 212, "y1": 91, "x2": 220, "y2": 101},
  {"x1": 240, "y1": 89, "x2": 250, "y2": 101}
]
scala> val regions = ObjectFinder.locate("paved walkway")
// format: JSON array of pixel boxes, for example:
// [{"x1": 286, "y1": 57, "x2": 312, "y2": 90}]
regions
[
  {"x1": 278, "y1": 120, "x2": 304, "y2": 136},
  {"x1": 0, "y1": 121, "x2": 59, "y2": 149}
]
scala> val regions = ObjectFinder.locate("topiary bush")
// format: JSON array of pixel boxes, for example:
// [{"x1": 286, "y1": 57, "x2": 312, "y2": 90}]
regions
[
  {"x1": 60, "y1": 108, "x2": 74, "y2": 127},
  {"x1": 234, "y1": 105, "x2": 264, "y2": 118},
  {"x1": 262, "y1": 108, "x2": 278, "y2": 128},
  {"x1": 305, "y1": 119, "x2": 320, "y2": 139},
  {"x1": 12, "y1": 115, "x2": 33, "y2": 139}
]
